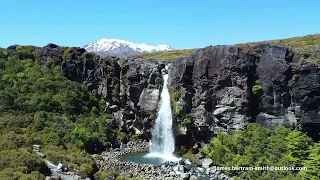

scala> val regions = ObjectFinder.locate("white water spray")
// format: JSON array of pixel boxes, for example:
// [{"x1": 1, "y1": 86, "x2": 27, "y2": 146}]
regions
[{"x1": 146, "y1": 67, "x2": 180, "y2": 162}]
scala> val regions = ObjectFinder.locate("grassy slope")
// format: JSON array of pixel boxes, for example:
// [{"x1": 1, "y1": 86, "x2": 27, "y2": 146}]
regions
[
  {"x1": 137, "y1": 34, "x2": 320, "y2": 64},
  {"x1": 139, "y1": 49, "x2": 195, "y2": 63},
  {"x1": 237, "y1": 34, "x2": 320, "y2": 64}
]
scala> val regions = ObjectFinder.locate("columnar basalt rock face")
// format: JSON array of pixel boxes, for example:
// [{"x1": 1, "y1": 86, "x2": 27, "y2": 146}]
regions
[
  {"x1": 25, "y1": 43, "x2": 320, "y2": 146},
  {"x1": 118, "y1": 58, "x2": 165, "y2": 136},
  {"x1": 248, "y1": 44, "x2": 295, "y2": 128},
  {"x1": 62, "y1": 55, "x2": 121, "y2": 105},
  {"x1": 169, "y1": 43, "x2": 320, "y2": 148},
  {"x1": 191, "y1": 46, "x2": 250, "y2": 131},
  {"x1": 35, "y1": 44, "x2": 166, "y2": 139},
  {"x1": 169, "y1": 46, "x2": 251, "y2": 147},
  {"x1": 291, "y1": 64, "x2": 320, "y2": 140}
]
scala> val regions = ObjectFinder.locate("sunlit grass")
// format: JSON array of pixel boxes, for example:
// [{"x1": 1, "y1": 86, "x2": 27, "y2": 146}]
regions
[
  {"x1": 134, "y1": 34, "x2": 320, "y2": 65},
  {"x1": 137, "y1": 49, "x2": 196, "y2": 62},
  {"x1": 237, "y1": 34, "x2": 320, "y2": 65}
]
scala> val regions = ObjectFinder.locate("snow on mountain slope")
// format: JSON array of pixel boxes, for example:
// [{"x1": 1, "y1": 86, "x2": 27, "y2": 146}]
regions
[{"x1": 83, "y1": 38, "x2": 174, "y2": 57}]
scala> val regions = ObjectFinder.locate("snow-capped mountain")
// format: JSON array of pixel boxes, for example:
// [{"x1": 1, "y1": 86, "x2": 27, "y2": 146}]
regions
[{"x1": 83, "y1": 38, "x2": 174, "y2": 57}]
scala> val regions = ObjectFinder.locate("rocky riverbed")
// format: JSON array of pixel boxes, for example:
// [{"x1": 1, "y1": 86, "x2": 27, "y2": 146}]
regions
[{"x1": 95, "y1": 140, "x2": 233, "y2": 180}]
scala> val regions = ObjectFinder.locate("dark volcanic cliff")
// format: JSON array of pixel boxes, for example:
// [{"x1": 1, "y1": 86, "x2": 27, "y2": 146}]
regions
[
  {"x1": 4, "y1": 43, "x2": 319, "y2": 149},
  {"x1": 169, "y1": 43, "x2": 320, "y2": 148},
  {"x1": 5, "y1": 44, "x2": 166, "y2": 141}
]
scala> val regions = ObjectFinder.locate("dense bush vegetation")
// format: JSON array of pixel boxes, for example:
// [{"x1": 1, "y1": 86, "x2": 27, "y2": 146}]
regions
[
  {"x1": 0, "y1": 45, "x2": 118, "y2": 179},
  {"x1": 0, "y1": 130, "x2": 51, "y2": 179},
  {"x1": 0, "y1": 56, "x2": 101, "y2": 113},
  {"x1": 200, "y1": 124, "x2": 319, "y2": 180}
]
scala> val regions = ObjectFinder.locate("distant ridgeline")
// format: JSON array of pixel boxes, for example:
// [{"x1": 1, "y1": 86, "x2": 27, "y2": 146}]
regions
[{"x1": 0, "y1": 33, "x2": 319, "y2": 179}]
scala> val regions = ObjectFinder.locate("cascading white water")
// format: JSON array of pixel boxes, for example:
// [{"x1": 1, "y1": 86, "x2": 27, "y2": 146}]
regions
[
  {"x1": 145, "y1": 68, "x2": 180, "y2": 162},
  {"x1": 150, "y1": 73, "x2": 174, "y2": 154}
]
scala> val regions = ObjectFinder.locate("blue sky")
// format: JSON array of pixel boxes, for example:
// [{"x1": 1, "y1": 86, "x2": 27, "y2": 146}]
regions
[{"x1": 0, "y1": 0, "x2": 319, "y2": 49}]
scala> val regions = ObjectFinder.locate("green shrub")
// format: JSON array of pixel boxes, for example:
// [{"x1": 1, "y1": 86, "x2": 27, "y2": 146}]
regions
[
  {"x1": 0, "y1": 49, "x2": 8, "y2": 58},
  {"x1": 181, "y1": 114, "x2": 192, "y2": 125},
  {"x1": 82, "y1": 52, "x2": 96, "y2": 60},
  {"x1": 0, "y1": 168, "x2": 45, "y2": 180},
  {"x1": 113, "y1": 84, "x2": 120, "y2": 96},
  {"x1": 252, "y1": 80, "x2": 263, "y2": 95},
  {"x1": 0, "y1": 148, "x2": 50, "y2": 177},
  {"x1": 115, "y1": 129, "x2": 126, "y2": 141},
  {"x1": 172, "y1": 91, "x2": 181, "y2": 101},
  {"x1": 174, "y1": 105, "x2": 183, "y2": 118},
  {"x1": 0, "y1": 131, "x2": 26, "y2": 150},
  {"x1": 94, "y1": 170, "x2": 119, "y2": 180},
  {"x1": 298, "y1": 143, "x2": 320, "y2": 179},
  {"x1": 175, "y1": 147, "x2": 197, "y2": 163},
  {"x1": 93, "y1": 154, "x2": 103, "y2": 161},
  {"x1": 14, "y1": 45, "x2": 39, "y2": 60},
  {"x1": 0, "y1": 112, "x2": 33, "y2": 134},
  {"x1": 63, "y1": 48, "x2": 71, "y2": 59},
  {"x1": 107, "y1": 65, "x2": 113, "y2": 71},
  {"x1": 183, "y1": 150, "x2": 197, "y2": 162},
  {"x1": 43, "y1": 144, "x2": 96, "y2": 178},
  {"x1": 121, "y1": 74, "x2": 127, "y2": 80},
  {"x1": 45, "y1": 57, "x2": 59, "y2": 68},
  {"x1": 98, "y1": 99, "x2": 107, "y2": 111}
]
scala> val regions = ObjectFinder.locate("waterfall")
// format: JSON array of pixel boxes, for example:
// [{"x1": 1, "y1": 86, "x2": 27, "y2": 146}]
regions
[
  {"x1": 273, "y1": 87, "x2": 279, "y2": 114},
  {"x1": 146, "y1": 67, "x2": 179, "y2": 162},
  {"x1": 273, "y1": 88, "x2": 277, "y2": 109},
  {"x1": 150, "y1": 73, "x2": 174, "y2": 154}
]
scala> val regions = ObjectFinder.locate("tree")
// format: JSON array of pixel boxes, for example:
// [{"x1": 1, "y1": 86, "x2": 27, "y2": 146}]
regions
[
  {"x1": 299, "y1": 143, "x2": 320, "y2": 179},
  {"x1": 71, "y1": 127, "x2": 92, "y2": 149}
]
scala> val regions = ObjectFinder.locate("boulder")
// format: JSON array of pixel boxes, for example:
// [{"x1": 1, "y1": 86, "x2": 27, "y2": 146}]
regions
[
  {"x1": 169, "y1": 171, "x2": 176, "y2": 177},
  {"x1": 169, "y1": 162, "x2": 177, "y2": 166},
  {"x1": 201, "y1": 158, "x2": 213, "y2": 168},
  {"x1": 177, "y1": 165, "x2": 185, "y2": 173},
  {"x1": 180, "y1": 173, "x2": 190, "y2": 179},
  {"x1": 138, "y1": 89, "x2": 160, "y2": 112},
  {"x1": 189, "y1": 175, "x2": 199, "y2": 180},
  {"x1": 179, "y1": 159, "x2": 186, "y2": 165},
  {"x1": 196, "y1": 152, "x2": 204, "y2": 160},
  {"x1": 73, "y1": 175, "x2": 81, "y2": 180},
  {"x1": 184, "y1": 164, "x2": 192, "y2": 171}
]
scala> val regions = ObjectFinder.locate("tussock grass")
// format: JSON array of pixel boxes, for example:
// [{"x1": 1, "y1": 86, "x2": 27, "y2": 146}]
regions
[
  {"x1": 132, "y1": 34, "x2": 320, "y2": 65},
  {"x1": 139, "y1": 49, "x2": 196, "y2": 62},
  {"x1": 237, "y1": 34, "x2": 320, "y2": 65}
]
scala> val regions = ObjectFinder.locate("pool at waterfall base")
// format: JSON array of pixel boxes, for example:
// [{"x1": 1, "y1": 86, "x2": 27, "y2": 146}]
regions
[
  {"x1": 121, "y1": 152, "x2": 212, "y2": 180},
  {"x1": 122, "y1": 152, "x2": 181, "y2": 165}
]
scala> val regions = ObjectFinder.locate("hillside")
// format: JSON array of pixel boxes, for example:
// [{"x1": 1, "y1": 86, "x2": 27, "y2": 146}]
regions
[{"x1": 138, "y1": 34, "x2": 320, "y2": 64}]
